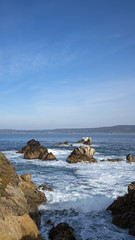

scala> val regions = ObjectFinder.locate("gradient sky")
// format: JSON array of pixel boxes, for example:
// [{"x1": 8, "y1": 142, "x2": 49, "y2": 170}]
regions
[{"x1": 0, "y1": 0, "x2": 135, "y2": 129}]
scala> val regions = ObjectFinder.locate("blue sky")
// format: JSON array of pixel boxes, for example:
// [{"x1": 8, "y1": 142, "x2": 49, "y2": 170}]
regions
[{"x1": 0, "y1": 0, "x2": 135, "y2": 129}]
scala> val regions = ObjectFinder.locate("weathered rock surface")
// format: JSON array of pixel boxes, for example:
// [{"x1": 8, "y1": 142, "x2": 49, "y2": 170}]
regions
[
  {"x1": 76, "y1": 137, "x2": 92, "y2": 145},
  {"x1": 107, "y1": 181, "x2": 135, "y2": 236},
  {"x1": 66, "y1": 146, "x2": 97, "y2": 163},
  {"x1": 0, "y1": 152, "x2": 46, "y2": 240},
  {"x1": 49, "y1": 222, "x2": 76, "y2": 240},
  {"x1": 17, "y1": 139, "x2": 57, "y2": 161},
  {"x1": 126, "y1": 153, "x2": 135, "y2": 162},
  {"x1": 56, "y1": 141, "x2": 73, "y2": 147},
  {"x1": 38, "y1": 185, "x2": 53, "y2": 192}
]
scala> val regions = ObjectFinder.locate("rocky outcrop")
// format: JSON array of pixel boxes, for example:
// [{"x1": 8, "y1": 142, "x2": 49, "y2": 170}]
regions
[
  {"x1": 76, "y1": 137, "x2": 92, "y2": 145},
  {"x1": 17, "y1": 139, "x2": 56, "y2": 161},
  {"x1": 0, "y1": 152, "x2": 46, "y2": 240},
  {"x1": 56, "y1": 141, "x2": 73, "y2": 147},
  {"x1": 66, "y1": 146, "x2": 97, "y2": 163},
  {"x1": 49, "y1": 222, "x2": 76, "y2": 240},
  {"x1": 107, "y1": 181, "x2": 135, "y2": 236},
  {"x1": 38, "y1": 185, "x2": 53, "y2": 192},
  {"x1": 107, "y1": 158, "x2": 123, "y2": 162},
  {"x1": 126, "y1": 153, "x2": 135, "y2": 162}
]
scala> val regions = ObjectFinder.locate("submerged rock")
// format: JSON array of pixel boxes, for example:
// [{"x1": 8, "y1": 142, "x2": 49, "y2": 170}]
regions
[
  {"x1": 0, "y1": 152, "x2": 46, "y2": 240},
  {"x1": 66, "y1": 146, "x2": 97, "y2": 163},
  {"x1": 38, "y1": 184, "x2": 53, "y2": 192},
  {"x1": 49, "y1": 222, "x2": 76, "y2": 240},
  {"x1": 76, "y1": 137, "x2": 92, "y2": 145},
  {"x1": 17, "y1": 139, "x2": 57, "y2": 161},
  {"x1": 126, "y1": 153, "x2": 135, "y2": 162},
  {"x1": 107, "y1": 181, "x2": 135, "y2": 236}
]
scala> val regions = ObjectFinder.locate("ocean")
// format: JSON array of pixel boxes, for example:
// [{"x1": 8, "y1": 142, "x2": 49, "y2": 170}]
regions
[{"x1": 0, "y1": 133, "x2": 135, "y2": 240}]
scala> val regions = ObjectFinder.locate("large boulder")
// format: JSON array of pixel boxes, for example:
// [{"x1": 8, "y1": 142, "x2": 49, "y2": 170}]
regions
[
  {"x1": 107, "y1": 181, "x2": 135, "y2": 236},
  {"x1": 0, "y1": 152, "x2": 46, "y2": 240},
  {"x1": 66, "y1": 146, "x2": 97, "y2": 163},
  {"x1": 76, "y1": 137, "x2": 92, "y2": 145},
  {"x1": 49, "y1": 222, "x2": 76, "y2": 240},
  {"x1": 126, "y1": 153, "x2": 135, "y2": 162},
  {"x1": 17, "y1": 139, "x2": 57, "y2": 161}
]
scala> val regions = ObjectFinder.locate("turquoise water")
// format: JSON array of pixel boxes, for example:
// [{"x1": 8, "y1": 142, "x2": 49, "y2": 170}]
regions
[{"x1": 1, "y1": 133, "x2": 135, "y2": 240}]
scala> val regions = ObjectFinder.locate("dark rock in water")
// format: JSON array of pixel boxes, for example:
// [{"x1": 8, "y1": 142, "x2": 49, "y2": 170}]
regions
[
  {"x1": 107, "y1": 158, "x2": 123, "y2": 162},
  {"x1": 76, "y1": 137, "x2": 92, "y2": 145},
  {"x1": 126, "y1": 153, "x2": 135, "y2": 162},
  {"x1": 38, "y1": 185, "x2": 53, "y2": 192},
  {"x1": 66, "y1": 146, "x2": 97, "y2": 163},
  {"x1": 0, "y1": 152, "x2": 46, "y2": 240},
  {"x1": 17, "y1": 139, "x2": 57, "y2": 161},
  {"x1": 56, "y1": 141, "x2": 73, "y2": 147},
  {"x1": 49, "y1": 222, "x2": 76, "y2": 240},
  {"x1": 107, "y1": 181, "x2": 135, "y2": 236}
]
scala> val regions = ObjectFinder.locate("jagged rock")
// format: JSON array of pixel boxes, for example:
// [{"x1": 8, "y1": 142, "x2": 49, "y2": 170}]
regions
[
  {"x1": 17, "y1": 139, "x2": 57, "y2": 161},
  {"x1": 76, "y1": 137, "x2": 92, "y2": 145},
  {"x1": 49, "y1": 222, "x2": 76, "y2": 240},
  {"x1": 66, "y1": 146, "x2": 97, "y2": 163},
  {"x1": 126, "y1": 153, "x2": 135, "y2": 162},
  {"x1": 107, "y1": 181, "x2": 135, "y2": 236},
  {"x1": 107, "y1": 158, "x2": 123, "y2": 162},
  {"x1": 38, "y1": 185, "x2": 53, "y2": 192},
  {"x1": 0, "y1": 152, "x2": 46, "y2": 240}
]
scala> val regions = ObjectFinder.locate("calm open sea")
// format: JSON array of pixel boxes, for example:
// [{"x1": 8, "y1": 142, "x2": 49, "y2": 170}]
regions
[{"x1": 0, "y1": 133, "x2": 135, "y2": 240}]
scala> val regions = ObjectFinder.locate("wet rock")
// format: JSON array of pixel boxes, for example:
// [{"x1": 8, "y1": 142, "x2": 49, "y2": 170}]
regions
[
  {"x1": 17, "y1": 139, "x2": 57, "y2": 161},
  {"x1": 0, "y1": 152, "x2": 46, "y2": 240},
  {"x1": 56, "y1": 141, "x2": 73, "y2": 147},
  {"x1": 66, "y1": 146, "x2": 97, "y2": 163},
  {"x1": 107, "y1": 181, "x2": 135, "y2": 236},
  {"x1": 49, "y1": 222, "x2": 76, "y2": 240},
  {"x1": 76, "y1": 137, "x2": 92, "y2": 145},
  {"x1": 126, "y1": 153, "x2": 135, "y2": 162},
  {"x1": 38, "y1": 185, "x2": 53, "y2": 191},
  {"x1": 107, "y1": 158, "x2": 123, "y2": 162}
]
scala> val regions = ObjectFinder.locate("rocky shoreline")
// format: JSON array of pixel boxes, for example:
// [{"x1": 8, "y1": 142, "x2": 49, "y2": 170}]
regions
[{"x1": 1, "y1": 137, "x2": 135, "y2": 239}]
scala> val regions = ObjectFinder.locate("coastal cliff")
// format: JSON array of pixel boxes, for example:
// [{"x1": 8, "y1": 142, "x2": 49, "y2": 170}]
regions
[{"x1": 0, "y1": 152, "x2": 46, "y2": 240}]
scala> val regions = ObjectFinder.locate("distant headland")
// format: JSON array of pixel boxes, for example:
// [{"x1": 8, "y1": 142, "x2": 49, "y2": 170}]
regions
[{"x1": 0, "y1": 125, "x2": 135, "y2": 133}]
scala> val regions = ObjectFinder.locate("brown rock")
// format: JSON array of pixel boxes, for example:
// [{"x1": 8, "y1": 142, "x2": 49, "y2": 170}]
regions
[
  {"x1": 49, "y1": 222, "x2": 76, "y2": 240},
  {"x1": 107, "y1": 158, "x2": 123, "y2": 162},
  {"x1": 66, "y1": 146, "x2": 97, "y2": 163},
  {"x1": 126, "y1": 154, "x2": 135, "y2": 162},
  {"x1": 38, "y1": 185, "x2": 53, "y2": 192},
  {"x1": 76, "y1": 137, "x2": 92, "y2": 145},
  {"x1": 0, "y1": 152, "x2": 46, "y2": 240},
  {"x1": 17, "y1": 139, "x2": 57, "y2": 161},
  {"x1": 21, "y1": 174, "x2": 32, "y2": 182},
  {"x1": 56, "y1": 141, "x2": 71, "y2": 146}
]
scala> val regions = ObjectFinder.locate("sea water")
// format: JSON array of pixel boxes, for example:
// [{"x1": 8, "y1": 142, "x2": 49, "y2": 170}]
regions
[{"x1": 0, "y1": 133, "x2": 135, "y2": 240}]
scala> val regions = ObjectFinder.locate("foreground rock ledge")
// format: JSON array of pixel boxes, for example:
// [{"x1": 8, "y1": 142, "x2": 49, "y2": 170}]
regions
[
  {"x1": 66, "y1": 146, "x2": 97, "y2": 163},
  {"x1": 0, "y1": 152, "x2": 46, "y2": 240},
  {"x1": 107, "y1": 181, "x2": 135, "y2": 236},
  {"x1": 17, "y1": 139, "x2": 57, "y2": 161}
]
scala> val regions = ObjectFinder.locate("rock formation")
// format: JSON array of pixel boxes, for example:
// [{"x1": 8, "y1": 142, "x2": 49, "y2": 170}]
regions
[
  {"x1": 76, "y1": 137, "x2": 92, "y2": 145},
  {"x1": 0, "y1": 152, "x2": 46, "y2": 240},
  {"x1": 66, "y1": 146, "x2": 97, "y2": 163},
  {"x1": 107, "y1": 158, "x2": 123, "y2": 162},
  {"x1": 17, "y1": 139, "x2": 56, "y2": 161},
  {"x1": 49, "y1": 222, "x2": 76, "y2": 240},
  {"x1": 126, "y1": 153, "x2": 135, "y2": 162},
  {"x1": 56, "y1": 141, "x2": 73, "y2": 147},
  {"x1": 38, "y1": 185, "x2": 53, "y2": 192},
  {"x1": 107, "y1": 181, "x2": 135, "y2": 236}
]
